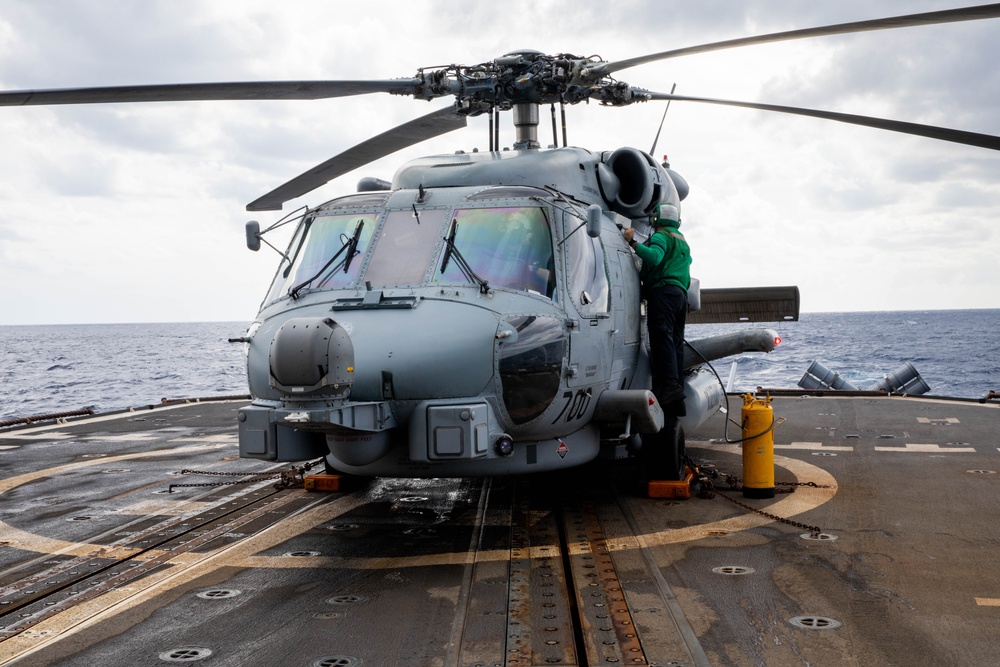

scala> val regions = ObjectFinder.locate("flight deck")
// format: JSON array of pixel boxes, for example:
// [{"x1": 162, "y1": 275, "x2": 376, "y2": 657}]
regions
[{"x1": 1, "y1": 395, "x2": 998, "y2": 666}]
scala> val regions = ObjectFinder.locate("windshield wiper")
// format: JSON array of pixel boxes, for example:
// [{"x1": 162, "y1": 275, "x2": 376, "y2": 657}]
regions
[
  {"x1": 439, "y1": 219, "x2": 489, "y2": 294},
  {"x1": 342, "y1": 220, "x2": 364, "y2": 275},
  {"x1": 290, "y1": 220, "x2": 365, "y2": 299},
  {"x1": 439, "y1": 218, "x2": 458, "y2": 274}
]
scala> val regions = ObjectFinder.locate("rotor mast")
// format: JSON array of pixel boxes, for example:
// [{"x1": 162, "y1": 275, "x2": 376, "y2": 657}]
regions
[{"x1": 512, "y1": 103, "x2": 541, "y2": 149}]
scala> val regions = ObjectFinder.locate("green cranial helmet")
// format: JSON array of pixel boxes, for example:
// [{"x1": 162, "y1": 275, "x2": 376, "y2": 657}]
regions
[{"x1": 655, "y1": 203, "x2": 680, "y2": 226}]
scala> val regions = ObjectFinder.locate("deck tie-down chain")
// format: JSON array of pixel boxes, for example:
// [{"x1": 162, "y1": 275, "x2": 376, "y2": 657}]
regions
[
  {"x1": 687, "y1": 459, "x2": 833, "y2": 536},
  {"x1": 167, "y1": 458, "x2": 324, "y2": 493}
]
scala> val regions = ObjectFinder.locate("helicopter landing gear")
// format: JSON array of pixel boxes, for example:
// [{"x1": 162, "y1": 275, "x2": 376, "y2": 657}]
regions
[
  {"x1": 324, "y1": 455, "x2": 342, "y2": 476},
  {"x1": 642, "y1": 416, "x2": 686, "y2": 481},
  {"x1": 312, "y1": 454, "x2": 371, "y2": 492}
]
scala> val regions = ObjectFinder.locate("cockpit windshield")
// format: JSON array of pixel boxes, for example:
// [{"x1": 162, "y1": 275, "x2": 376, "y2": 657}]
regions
[
  {"x1": 261, "y1": 203, "x2": 557, "y2": 307},
  {"x1": 434, "y1": 206, "x2": 555, "y2": 298},
  {"x1": 265, "y1": 212, "x2": 376, "y2": 301},
  {"x1": 364, "y1": 208, "x2": 449, "y2": 287}
]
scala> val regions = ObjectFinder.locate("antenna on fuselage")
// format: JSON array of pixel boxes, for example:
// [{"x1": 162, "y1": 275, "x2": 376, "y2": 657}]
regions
[{"x1": 650, "y1": 82, "x2": 677, "y2": 156}]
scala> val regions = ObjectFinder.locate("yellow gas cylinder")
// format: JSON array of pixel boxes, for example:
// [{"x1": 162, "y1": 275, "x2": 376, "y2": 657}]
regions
[{"x1": 741, "y1": 393, "x2": 775, "y2": 499}]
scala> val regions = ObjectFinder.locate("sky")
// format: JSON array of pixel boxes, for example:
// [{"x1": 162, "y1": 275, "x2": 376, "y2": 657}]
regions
[{"x1": 0, "y1": 0, "x2": 997, "y2": 325}]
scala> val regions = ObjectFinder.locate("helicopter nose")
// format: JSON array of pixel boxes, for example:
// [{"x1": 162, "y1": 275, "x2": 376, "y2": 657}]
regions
[{"x1": 343, "y1": 301, "x2": 502, "y2": 401}]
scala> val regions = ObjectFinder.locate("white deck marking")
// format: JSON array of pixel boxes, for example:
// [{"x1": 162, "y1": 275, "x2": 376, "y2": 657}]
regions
[
  {"x1": 2, "y1": 432, "x2": 76, "y2": 441},
  {"x1": 169, "y1": 434, "x2": 238, "y2": 443},
  {"x1": 975, "y1": 598, "x2": 1000, "y2": 607},
  {"x1": 775, "y1": 442, "x2": 854, "y2": 452},
  {"x1": 875, "y1": 443, "x2": 976, "y2": 453},
  {"x1": 82, "y1": 433, "x2": 160, "y2": 442}
]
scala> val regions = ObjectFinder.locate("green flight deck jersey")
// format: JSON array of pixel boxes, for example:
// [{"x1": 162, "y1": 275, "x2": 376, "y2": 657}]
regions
[{"x1": 633, "y1": 220, "x2": 692, "y2": 292}]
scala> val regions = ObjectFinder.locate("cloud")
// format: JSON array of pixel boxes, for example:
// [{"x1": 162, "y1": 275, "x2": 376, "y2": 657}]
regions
[{"x1": 0, "y1": 0, "x2": 997, "y2": 323}]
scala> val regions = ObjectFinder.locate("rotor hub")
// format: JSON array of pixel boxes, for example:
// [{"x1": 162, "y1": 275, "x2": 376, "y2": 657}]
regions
[{"x1": 416, "y1": 51, "x2": 645, "y2": 114}]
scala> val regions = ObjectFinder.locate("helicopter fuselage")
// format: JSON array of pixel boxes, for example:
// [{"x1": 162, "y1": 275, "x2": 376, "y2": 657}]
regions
[{"x1": 237, "y1": 146, "x2": 748, "y2": 476}]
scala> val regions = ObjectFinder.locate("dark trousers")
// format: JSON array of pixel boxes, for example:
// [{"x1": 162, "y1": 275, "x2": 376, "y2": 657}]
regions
[{"x1": 646, "y1": 284, "x2": 687, "y2": 401}]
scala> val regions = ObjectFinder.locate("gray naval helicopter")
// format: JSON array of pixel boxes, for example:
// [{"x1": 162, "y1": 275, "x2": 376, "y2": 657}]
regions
[{"x1": 4, "y1": 5, "x2": 999, "y2": 481}]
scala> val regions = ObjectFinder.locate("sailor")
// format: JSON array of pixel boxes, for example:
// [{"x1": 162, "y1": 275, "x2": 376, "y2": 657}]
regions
[{"x1": 623, "y1": 203, "x2": 692, "y2": 415}]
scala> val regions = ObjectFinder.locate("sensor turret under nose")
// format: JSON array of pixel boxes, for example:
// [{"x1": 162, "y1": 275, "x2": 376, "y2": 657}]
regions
[{"x1": 269, "y1": 316, "x2": 354, "y2": 397}]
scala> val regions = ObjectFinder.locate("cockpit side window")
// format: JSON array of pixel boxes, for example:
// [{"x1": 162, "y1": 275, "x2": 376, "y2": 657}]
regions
[
  {"x1": 433, "y1": 206, "x2": 556, "y2": 298},
  {"x1": 564, "y1": 212, "x2": 610, "y2": 314},
  {"x1": 261, "y1": 221, "x2": 306, "y2": 307}
]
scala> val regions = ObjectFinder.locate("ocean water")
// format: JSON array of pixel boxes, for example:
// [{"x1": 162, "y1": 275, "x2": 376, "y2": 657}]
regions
[
  {"x1": 0, "y1": 322, "x2": 251, "y2": 422},
  {"x1": 692, "y1": 309, "x2": 999, "y2": 399},
  {"x1": 1, "y1": 310, "x2": 997, "y2": 422}
]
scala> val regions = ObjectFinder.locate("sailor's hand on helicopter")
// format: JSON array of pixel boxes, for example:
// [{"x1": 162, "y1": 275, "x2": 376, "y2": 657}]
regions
[{"x1": 622, "y1": 226, "x2": 637, "y2": 248}]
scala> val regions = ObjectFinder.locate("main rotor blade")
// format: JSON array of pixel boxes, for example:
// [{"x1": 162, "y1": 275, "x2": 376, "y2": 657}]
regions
[
  {"x1": 0, "y1": 80, "x2": 422, "y2": 106},
  {"x1": 247, "y1": 105, "x2": 467, "y2": 211},
  {"x1": 601, "y1": 4, "x2": 1000, "y2": 75},
  {"x1": 644, "y1": 91, "x2": 1000, "y2": 151}
]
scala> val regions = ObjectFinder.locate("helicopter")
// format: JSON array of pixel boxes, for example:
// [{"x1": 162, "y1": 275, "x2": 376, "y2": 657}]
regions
[{"x1": 2, "y1": 5, "x2": 999, "y2": 481}]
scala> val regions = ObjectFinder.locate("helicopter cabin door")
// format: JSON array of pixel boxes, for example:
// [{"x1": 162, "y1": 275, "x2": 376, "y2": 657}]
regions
[
  {"x1": 609, "y1": 248, "x2": 641, "y2": 388},
  {"x1": 562, "y1": 215, "x2": 612, "y2": 390}
]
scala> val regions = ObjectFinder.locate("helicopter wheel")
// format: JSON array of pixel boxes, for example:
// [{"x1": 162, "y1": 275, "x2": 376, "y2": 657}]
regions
[
  {"x1": 323, "y1": 455, "x2": 343, "y2": 476},
  {"x1": 642, "y1": 417, "x2": 686, "y2": 481},
  {"x1": 321, "y1": 454, "x2": 373, "y2": 491}
]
